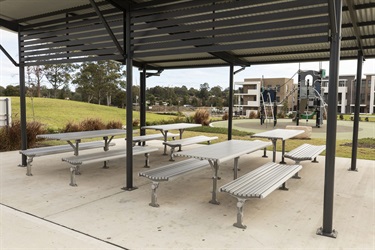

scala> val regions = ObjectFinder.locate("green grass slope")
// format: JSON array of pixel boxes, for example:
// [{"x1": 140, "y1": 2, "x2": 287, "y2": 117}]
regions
[{"x1": 10, "y1": 97, "x2": 175, "y2": 131}]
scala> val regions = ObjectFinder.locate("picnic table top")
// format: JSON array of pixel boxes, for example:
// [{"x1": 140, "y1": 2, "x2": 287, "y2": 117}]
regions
[
  {"x1": 141, "y1": 123, "x2": 201, "y2": 131},
  {"x1": 174, "y1": 139, "x2": 272, "y2": 163},
  {"x1": 251, "y1": 129, "x2": 304, "y2": 141},
  {"x1": 36, "y1": 129, "x2": 126, "y2": 141}
]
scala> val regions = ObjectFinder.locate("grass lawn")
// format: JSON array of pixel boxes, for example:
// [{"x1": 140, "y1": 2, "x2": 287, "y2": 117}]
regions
[
  {"x1": 6, "y1": 97, "x2": 375, "y2": 160},
  {"x1": 10, "y1": 97, "x2": 176, "y2": 131}
]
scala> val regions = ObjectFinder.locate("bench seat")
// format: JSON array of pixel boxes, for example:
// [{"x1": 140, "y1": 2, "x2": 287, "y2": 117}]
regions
[
  {"x1": 139, "y1": 158, "x2": 209, "y2": 207},
  {"x1": 20, "y1": 141, "x2": 116, "y2": 176},
  {"x1": 284, "y1": 144, "x2": 325, "y2": 178},
  {"x1": 62, "y1": 146, "x2": 158, "y2": 186},
  {"x1": 131, "y1": 133, "x2": 178, "y2": 146},
  {"x1": 163, "y1": 135, "x2": 218, "y2": 161},
  {"x1": 220, "y1": 162, "x2": 302, "y2": 229}
]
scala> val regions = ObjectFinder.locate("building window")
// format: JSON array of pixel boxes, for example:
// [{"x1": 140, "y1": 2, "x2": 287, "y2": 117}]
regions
[
  {"x1": 276, "y1": 85, "x2": 280, "y2": 92},
  {"x1": 339, "y1": 80, "x2": 346, "y2": 87}
]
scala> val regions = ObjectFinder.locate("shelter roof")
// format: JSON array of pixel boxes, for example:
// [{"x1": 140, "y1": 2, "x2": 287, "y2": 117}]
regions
[{"x1": 1, "y1": 0, "x2": 374, "y2": 69}]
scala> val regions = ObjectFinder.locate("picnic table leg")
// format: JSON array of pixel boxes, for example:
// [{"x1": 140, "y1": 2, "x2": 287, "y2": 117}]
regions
[
  {"x1": 262, "y1": 148, "x2": 268, "y2": 158},
  {"x1": 233, "y1": 157, "x2": 240, "y2": 179},
  {"x1": 162, "y1": 131, "x2": 168, "y2": 155},
  {"x1": 149, "y1": 182, "x2": 160, "y2": 207},
  {"x1": 26, "y1": 156, "x2": 34, "y2": 176},
  {"x1": 144, "y1": 153, "x2": 151, "y2": 168},
  {"x1": 233, "y1": 198, "x2": 247, "y2": 229},
  {"x1": 271, "y1": 139, "x2": 277, "y2": 162},
  {"x1": 69, "y1": 166, "x2": 79, "y2": 186},
  {"x1": 208, "y1": 160, "x2": 220, "y2": 205},
  {"x1": 279, "y1": 140, "x2": 287, "y2": 164},
  {"x1": 178, "y1": 129, "x2": 184, "y2": 151}
]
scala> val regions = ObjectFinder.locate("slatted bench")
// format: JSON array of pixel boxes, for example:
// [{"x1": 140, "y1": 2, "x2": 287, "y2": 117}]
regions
[
  {"x1": 131, "y1": 133, "x2": 179, "y2": 146},
  {"x1": 62, "y1": 146, "x2": 158, "y2": 186},
  {"x1": 220, "y1": 162, "x2": 302, "y2": 229},
  {"x1": 139, "y1": 158, "x2": 209, "y2": 207},
  {"x1": 20, "y1": 141, "x2": 116, "y2": 176},
  {"x1": 163, "y1": 135, "x2": 219, "y2": 161},
  {"x1": 284, "y1": 144, "x2": 326, "y2": 178}
]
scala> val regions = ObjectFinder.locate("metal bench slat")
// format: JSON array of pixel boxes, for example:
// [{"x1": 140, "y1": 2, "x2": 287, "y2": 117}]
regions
[
  {"x1": 220, "y1": 163, "x2": 302, "y2": 199},
  {"x1": 139, "y1": 158, "x2": 209, "y2": 207},
  {"x1": 139, "y1": 158, "x2": 208, "y2": 181},
  {"x1": 132, "y1": 133, "x2": 179, "y2": 143},
  {"x1": 219, "y1": 162, "x2": 302, "y2": 229},
  {"x1": 163, "y1": 135, "x2": 218, "y2": 147},
  {"x1": 20, "y1": 141, "x2": 115, "y2": 157},
  {"x1": 62, "y1": 146, "x2": 158, "y2": 165},
  {"x1": 284, "y1": 144, "x2": 326, "y2": 161}
]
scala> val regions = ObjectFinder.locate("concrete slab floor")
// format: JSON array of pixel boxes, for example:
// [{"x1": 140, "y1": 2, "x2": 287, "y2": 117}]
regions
[{"x1": 0, "y1": 138, "x2": 374, "y2": 249}]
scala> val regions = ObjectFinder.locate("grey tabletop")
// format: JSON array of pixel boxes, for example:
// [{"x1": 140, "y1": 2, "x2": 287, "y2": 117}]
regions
[
  {"x1": 174, "y1": 140, "x2": 272, "y2": 163},
  {"x1": 251, "y1": 129, "x2": 304, "y2": 140},
  {"x1": 141, "y1": 123, "x2": 201, "y2": 131},
  {"x1": 36, "y1": 129, "x2": 126, "y2": 141}
]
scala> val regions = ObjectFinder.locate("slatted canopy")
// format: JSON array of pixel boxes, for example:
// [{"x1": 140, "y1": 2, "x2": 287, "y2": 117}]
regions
[
  {"x1": 1, "y1": 0, "x2": 374, "y2": 68},
  {"x1": 1, "y1": 0, "x2": 374, "y2": 239}
]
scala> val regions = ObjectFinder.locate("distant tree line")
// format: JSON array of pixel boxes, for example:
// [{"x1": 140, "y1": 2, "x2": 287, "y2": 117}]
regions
[{"x1": 0, "y1": 60, "x2": 231, "y2": 108}]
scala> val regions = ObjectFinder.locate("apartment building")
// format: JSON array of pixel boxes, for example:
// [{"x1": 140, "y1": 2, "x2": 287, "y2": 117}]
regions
[
  {"x1": 234, "y1": 77, "x2": 295, "y2": 116},
  {"x1": 235, "y1": 74, "x2": 375, "y2": 115},
  {"x1": 321, "y1": 74, "x2": 375, "y2": 114}
]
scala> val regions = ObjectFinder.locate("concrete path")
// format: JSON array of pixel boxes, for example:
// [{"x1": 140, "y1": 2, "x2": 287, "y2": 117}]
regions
[
  {"x1": 212, "y1": 119, "x2": 375, "y2": 139},
  {"x1": 1, "y1": 139, "x2": 374, "y2": 249}
]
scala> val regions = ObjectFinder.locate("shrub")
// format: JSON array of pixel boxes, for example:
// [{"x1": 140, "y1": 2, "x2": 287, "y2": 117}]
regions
[
  {"x1": 0, "y1": 120, "x2": 46, "y2": 151},
  {"x1": 339, "y1": 114, "x2": 344, "y2": 120},
  {"x1": 132, "y1": 119, "x2": 140, "y2": 127},
  {"x1": 193, "y1": 109, "x2": 210, "y2": 126},
  {"x1": 222, "y1": 112, "x2": 228, "y2": 120},
  {"x1": 106, "y1": 120, "x2": 123, "y2": 129},
  {"x1": 63, "y1": 121, "x2": 81, "y2": 132},
  {"x1": 365, "y1": 117, "x2": 369, "y2": 122},
  {"x1": 80, "y1": 118, "x2": 105, "y2": 131},
  {"x1": 249, "y1": 111, "x2": 257, "y2": 119}
]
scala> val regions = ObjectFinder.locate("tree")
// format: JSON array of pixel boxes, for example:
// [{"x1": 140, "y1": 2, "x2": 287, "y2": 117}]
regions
[
  {"x1": 27, "y1": 65, "x2": 45, "y2": 97},
  {"x1": 199, "y1": 82, "x2": 210, "y2": 106},
  {"x1": 44, "y1": 64, "x2": 75, "y2": 98},
  {"x1": 4, "y1": 85, "x2": 19, "y2": 96},
  {"x1": 73, "y1": 60, "x2": 125, "y2": 105}
]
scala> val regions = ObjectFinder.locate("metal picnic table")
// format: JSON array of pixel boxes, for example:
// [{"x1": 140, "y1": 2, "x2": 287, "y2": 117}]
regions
[
  {"x1": 251, "y1": 129, "x2": 304, "y2": 164},
  {"x1": 36, "y1": 129, "x2": 126, "y2": 156},
  {"x1": 141, "y1": 123, "x2": 201, "y2": 154},
  {"x1": 174, "y1": 139, "x2": 272, "y2": 205}
]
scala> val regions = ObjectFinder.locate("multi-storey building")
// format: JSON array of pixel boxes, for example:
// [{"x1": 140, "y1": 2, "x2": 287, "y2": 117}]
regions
[
  {"x1": 234, "y1": 77, "x2": 296, "y2": 117},
  {"x1": 321, "y1": 74, "x2": 375, "y2": 114},
  {"x1": 235, "y1": 74, "x2": 375, "y2": 115}
]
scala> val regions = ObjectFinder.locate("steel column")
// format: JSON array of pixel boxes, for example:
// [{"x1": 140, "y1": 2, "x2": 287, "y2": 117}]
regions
[
  {"x1": 317, "y1": 0, "x2": 342, "y2": 238},
  {"x1": 350, "y1": 52, "x2": 363, "y2": 171},
  {"x1": 140, "y1": 68, "x2": 146, "y2": 137},
  {"x1": 228, "y1": 65, "x2": 234, "y2": 140},
  {"x1": 123, "y1": 6, "x2": 136, "y2": 191},
  {"x1": 18, "y1": 29, "x2": 27, "y2": 167}
]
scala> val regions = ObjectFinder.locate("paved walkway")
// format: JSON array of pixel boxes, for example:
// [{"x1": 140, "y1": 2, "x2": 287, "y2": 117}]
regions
[
  {"x1": 1, "y1": 139, "x2": 374, "y2": 249},
  {"x1": 212, "y1": 119, "x2": 375, "y2": 139}
]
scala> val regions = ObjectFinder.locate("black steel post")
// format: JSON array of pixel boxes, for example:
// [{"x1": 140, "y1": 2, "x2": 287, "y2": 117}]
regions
[
  {"x1": 123, "y1": 7, "x2": 136, "y2": 191},
  {"x1": 228, "y1": 65, "x2": 234, "y2": 140},
  {"x1": 140, "y1": 68, "x2": 146, "y2": 137},
  {"x1": 296, "y1": 72, "x2": 301, "y2": 126},
  {"x1": 18, "y1": 29, "x2": 27, "y2": 167},
  {"x1": 350, "y1": 52, "x2": 363, "y2": 171},
  {"x1": 317, "y1": 0, "x2": 342, "y2": 238}
]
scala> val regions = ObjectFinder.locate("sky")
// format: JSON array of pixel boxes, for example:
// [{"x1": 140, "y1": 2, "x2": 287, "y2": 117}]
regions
[{"x1": 1, "y1": 28, "x2": 374, "y2": 90}]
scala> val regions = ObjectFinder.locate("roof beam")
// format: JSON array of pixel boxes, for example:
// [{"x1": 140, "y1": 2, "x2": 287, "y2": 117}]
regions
[
  {"x1": 209, "y1": 51, "x2": 249, "y2": 67},
  {"x1": 89, "y1": 0, "x2": 125, "y2": 58},
  {"x1": 0, "y1": 18, "x2": 20, "y2": 32},
  {"x1": 345, "y1": 0, "x2": 365, "y2": 54}
]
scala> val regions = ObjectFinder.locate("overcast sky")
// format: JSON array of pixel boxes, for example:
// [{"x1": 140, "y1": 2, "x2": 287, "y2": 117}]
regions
[{"x1": 1, "y1": 28, "x2": 374, "y2": 90}]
